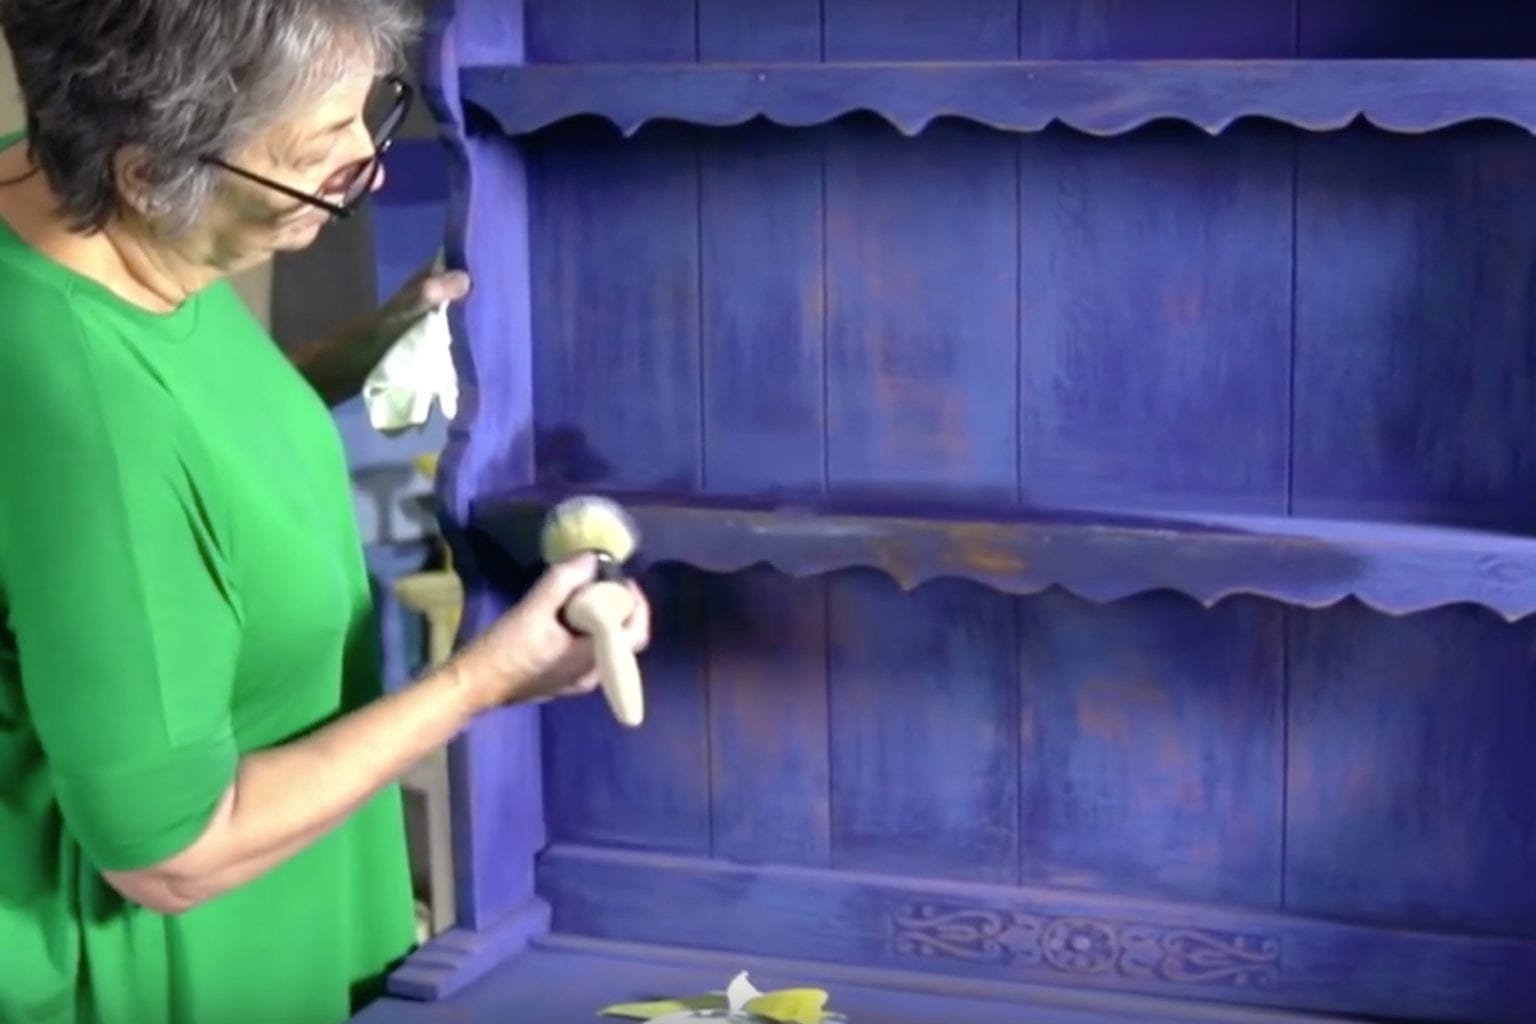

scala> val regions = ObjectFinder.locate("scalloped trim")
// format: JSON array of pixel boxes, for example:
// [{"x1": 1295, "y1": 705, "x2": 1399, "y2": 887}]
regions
[
  {"x1": 461, "y1": 59, "x2": 1536, "y2": 139},
  {"x1": 471, "y1": 495, "x2": 1536, "y2": 622},
  {"x1": 629, "y1": 554, "x2": 1532, "y2": 622}
]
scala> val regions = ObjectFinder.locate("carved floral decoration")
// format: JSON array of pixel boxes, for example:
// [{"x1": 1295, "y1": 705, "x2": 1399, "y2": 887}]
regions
[{"x1": 891, "y1": 903, "x2": 1281, "y2": 990}]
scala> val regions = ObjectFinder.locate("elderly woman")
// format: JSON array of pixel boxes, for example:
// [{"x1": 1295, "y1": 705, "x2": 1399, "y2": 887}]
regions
[{"x1": 0, "y1": 2, "x2": 649, "y2": 1022}]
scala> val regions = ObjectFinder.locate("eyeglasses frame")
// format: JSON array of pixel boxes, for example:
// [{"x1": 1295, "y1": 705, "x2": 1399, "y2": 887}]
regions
[{"x1": 200, "y1": 74, "x2": 413, "y2": 220}]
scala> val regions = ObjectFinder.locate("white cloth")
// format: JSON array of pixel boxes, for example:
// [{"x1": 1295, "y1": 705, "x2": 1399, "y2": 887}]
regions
[{"x1": 362, "y1": 303, "x2": 458, "y2": 433}]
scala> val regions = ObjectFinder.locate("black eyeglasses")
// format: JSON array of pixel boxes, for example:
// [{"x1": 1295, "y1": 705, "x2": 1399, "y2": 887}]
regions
[{"x1": 202, "y1": 74, "x2": 412, "y2": 220}]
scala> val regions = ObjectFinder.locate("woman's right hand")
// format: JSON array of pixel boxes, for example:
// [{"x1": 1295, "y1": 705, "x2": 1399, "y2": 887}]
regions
[{"x1": 450, "y1": 553, "x2": 651, "y2": 713}]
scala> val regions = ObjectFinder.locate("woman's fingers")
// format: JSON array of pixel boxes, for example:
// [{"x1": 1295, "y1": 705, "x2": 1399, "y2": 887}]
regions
[{"x1": 621, "y1": 580, "x2": 651, "y2": 652}]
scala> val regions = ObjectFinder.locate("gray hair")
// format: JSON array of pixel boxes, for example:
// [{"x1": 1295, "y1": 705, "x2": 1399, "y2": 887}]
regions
[{"x1": 0, "y1": 0, "x2": 420, "y2": 234}]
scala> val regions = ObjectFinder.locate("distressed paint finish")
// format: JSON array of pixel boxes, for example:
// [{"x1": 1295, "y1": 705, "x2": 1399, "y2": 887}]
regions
[
  {"x1": 1292, "y1": 126, "x2": 1536, "y2": 530},
  {"x1": 534, "y1": 846, "x2": 1536, "y2": 1023},
  {"x1": 1017, "y1": 123, "x2": 1292, "y2": 514},
  {"x1": 524, "y1": 43, "x2": 715, "y2": 858},
  {"x1": 462, "y1": 61, "x2": 1536, "y2": 140},
  {"x1": 823, "y1": 117, "x2": 1018, "y2": 498},
  {"x1": 1017, "y1": 591, "x2": 1284, "y2": 908},
  {"x1": 697, "y1": 0, "x2": 821, "y2": 62},
  {"x1": 1018, "y1": 1, "x2": 1296, "y2": 59},
  {"x1": 541, "y1": 563, "x2": 712, "y2": 854},
  {"x1": 358, "y1": 941, "x2": 1294, "y2": 1024},
  {"x1": 691, "y1": 7, "x2": 833, "y2": 865},
  {"x1": 386, "y1": 0, "x2": 552, "y2": 1002},
  {"x1": 822, "y1": 0, "x2": 1019, "y2": 62},
  {"x1": 470, "y1": 491, "x2": 1536, "y2": 620},
  {"x1": 523, "y1": 0, "x2": 695, "y2": 63},
  {"x1": 828, "y1": 572, "x2": 1020, "y2": 883},
  {"x1": 526, "y1": 122, "x2": 702, "y2": 492},
  {"x1": 1285, "y1": 602, "x2": 1536, "y2": 936},
  {"x1": 405, "y1": 0, "x2": 1536, "y2": 1021}
]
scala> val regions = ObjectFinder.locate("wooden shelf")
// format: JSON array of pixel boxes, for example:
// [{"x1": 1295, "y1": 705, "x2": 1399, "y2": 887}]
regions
[
  {"x1": 461, "y1": 59, "x2": 1536, "y2": 138},
  {"x1": 469, "y1": 488, "x2": 1536, "y2": 620}
]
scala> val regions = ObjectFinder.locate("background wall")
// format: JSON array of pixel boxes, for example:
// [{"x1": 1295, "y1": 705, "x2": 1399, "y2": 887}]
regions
[{"x1": 0, "y1": 38, "x2": 16, "y2": 130}]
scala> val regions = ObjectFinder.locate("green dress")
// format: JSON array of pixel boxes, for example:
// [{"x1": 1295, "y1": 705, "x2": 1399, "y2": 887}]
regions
[{"x1": 0, "y1": 135, "x2": 417, "y2": 1023}]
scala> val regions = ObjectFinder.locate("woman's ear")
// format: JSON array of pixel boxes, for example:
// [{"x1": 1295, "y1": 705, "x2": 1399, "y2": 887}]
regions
[{"x1": 110, "y1": 144, "x2": 160, "y2": 218}]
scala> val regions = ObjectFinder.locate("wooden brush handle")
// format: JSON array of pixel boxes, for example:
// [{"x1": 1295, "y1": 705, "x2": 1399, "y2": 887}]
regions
[{"x1": 564, "y1": 580, "x2": 645, "y2": 728}]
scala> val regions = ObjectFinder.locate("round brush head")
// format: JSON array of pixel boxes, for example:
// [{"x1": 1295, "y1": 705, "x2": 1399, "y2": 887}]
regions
[{"x1": 539, "y1": 495, "x2": 640, "y2": 570}]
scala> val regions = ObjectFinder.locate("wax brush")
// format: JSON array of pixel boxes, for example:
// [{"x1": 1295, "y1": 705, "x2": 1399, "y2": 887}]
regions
[{"x1": 539, "y1": 495, "x2": 645, "y2": 727}]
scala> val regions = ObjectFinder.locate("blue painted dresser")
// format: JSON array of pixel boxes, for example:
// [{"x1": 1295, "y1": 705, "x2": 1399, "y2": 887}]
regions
[{"x1": 352, "y1": 2, "x2": 1536, "y2": 1021}]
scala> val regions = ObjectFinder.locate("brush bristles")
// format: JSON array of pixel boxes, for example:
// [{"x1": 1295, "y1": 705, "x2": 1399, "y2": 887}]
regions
[{"x1": 540, "y1": 495, "x2": 640, "y2": 564}]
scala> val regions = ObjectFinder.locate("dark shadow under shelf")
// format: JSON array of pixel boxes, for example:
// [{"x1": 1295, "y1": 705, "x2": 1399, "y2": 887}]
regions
[
  {"x1": 469, "y1": 488, "x2": 1536, "y2": 620},
  {"x1": 461, "y1": 59, "x2": 1536, "y2": 138}
]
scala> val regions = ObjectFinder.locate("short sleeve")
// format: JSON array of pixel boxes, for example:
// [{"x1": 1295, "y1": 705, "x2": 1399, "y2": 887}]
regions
[{"x1": 0, "y1": 299, "x2": 241, "y2": 872}]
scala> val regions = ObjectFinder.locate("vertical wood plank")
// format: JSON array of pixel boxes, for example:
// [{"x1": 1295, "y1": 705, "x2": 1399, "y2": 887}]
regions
[
  {"x1": 699, "y1": 128, "x2": 824, "y2": 495},
  {"x1": 542, "y1": 563, "x2": 712, "y2": 854},
  {"x1": 1017, "y1": 124, "x2": 1293, "y2": 515},
  {"x1": 528, "y1": 115, "x2": 710, "y2": 853},
  {"x1": 1292, "y1": 127, "x2": 1536, "y2": 529},
  {"x1": 524, "y1": 0, "x2": 697, "y2": 62},
  {"x1": 828, "y1": 571, "x2": 1020, "y2": 883},
  {"x1": 1019, "y1": 0, "x2": 1295, "y2": 58},
  {"x1": 1018, "y1": 591, "x2": 1284, "y2": 907},
  {"x1": 697, "y1": 0, "x2": 821, "y2": 61},
  {"x1": 697, "y1": 118, "x2": 831, "y2": 865},
  {"x1": 528, "y1": 121, "x2": 702, "y2": 491},
  {"x1": 1286, "y1": 602, "x2": 1536, "y2": 935},
  {"x1": 823, "y1": 0, "x2": 1018, "y2": 61},
  {"x1": 820, "y1": 10, "x2": 1021, "y2": 882},
  {"x1": 705, "y1": 570, "x2": 830, "y2": 866},
  {"x1": 824, "y1": 118, "x2": 1018, "y2": 498}
]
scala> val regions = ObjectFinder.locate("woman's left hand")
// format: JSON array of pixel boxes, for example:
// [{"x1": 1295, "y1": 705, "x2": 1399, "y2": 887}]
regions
[{"x1": 376, "y1": 260, "x2": 472, "y2": 339}]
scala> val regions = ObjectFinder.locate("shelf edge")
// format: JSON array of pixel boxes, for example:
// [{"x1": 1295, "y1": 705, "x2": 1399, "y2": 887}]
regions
[
  {"x1": 461, "y1": 60, "x2": 1536, "y2": 139},
  {"x1": 469, "y1": 493, "x2": 1536, "y2": 621}
]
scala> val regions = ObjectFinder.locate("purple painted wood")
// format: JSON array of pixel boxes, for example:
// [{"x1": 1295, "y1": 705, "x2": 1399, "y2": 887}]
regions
[
  {"x1": 386, "y1": 0, "x2": 550, "y2": 1001},
  {"x1": 823, "y1": 118, "x2": 1017, "y2": 497},
  {"x1": 1292, "y1": 126, "x2": 1536, "y2": 530},
  {"x1": 523, "y1": 0, "x2": 696, "y2": 63},
  {"x1": 527, "y1": 120, "x2": 714, "y2": 855},
  {"x1": 358, "y1": 940, "x2": 1339, "y2": 1024},
  {"x1": 826, "y1": 572, "x2": 1020, "y2": 883},
  {"x1": 462, "y1": 61, "x2": 1536, "y2": 139},
  {"x1": 823, "y1": 0, "x2": 1018, "y2": 61},
  {"x1": 384, "y1": 900, "x2": 549, "y2": 1001},
  {"x1": 537, "y1": 845, "x2": 1536, "y2": 1023},
  {"x1": 1018, "y1": 123, "x2": 1292, "y2": 514},
  {"x1": 404, "y1": 2, "x2": 1536, "y2": 1021},
  {"x1": 541, "y1": 563, "x2": 712, "y2": 853},
  {"x1": 815, "y1": 26, "x2": 1024, "y2": 887},
  {"x1": 698, "y1": 125, "x2": 824, "y2": 496},
  {"x1": 469, "y1": 490, "x2": 1536, "y2": 621},
  {"x1": 698, "y1": 0, "x2": 821, "y2": 62},
  {"x1": 704, "y1": 569, "x2": 831, "y2": 866},
  {"x1": 1018, "y1": 591, "x2": 1283, "y2": 907},
  {"x1": 1286, "y1": 603, "x2": 1536, "y2": 936},
  {"x1": 1018, "y1": 1, "x2": 1295, "y2": 59},
  {"x1": 527, "y1": 121, "x2": 702, "y2": 491},
  {"x1": 691, "y1": 17, "x2": 832, "y2": 865}
]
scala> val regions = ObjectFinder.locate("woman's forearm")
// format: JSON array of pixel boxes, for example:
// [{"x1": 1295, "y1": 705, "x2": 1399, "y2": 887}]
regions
[{"x1": 103, "y1": 660, "x2": 488, "y2": 914}]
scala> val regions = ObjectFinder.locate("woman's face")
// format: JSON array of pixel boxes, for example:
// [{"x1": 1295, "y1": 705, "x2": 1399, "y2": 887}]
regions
[{"x1": 195, "y1": 64, "x2": 386, "y2": 268}]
